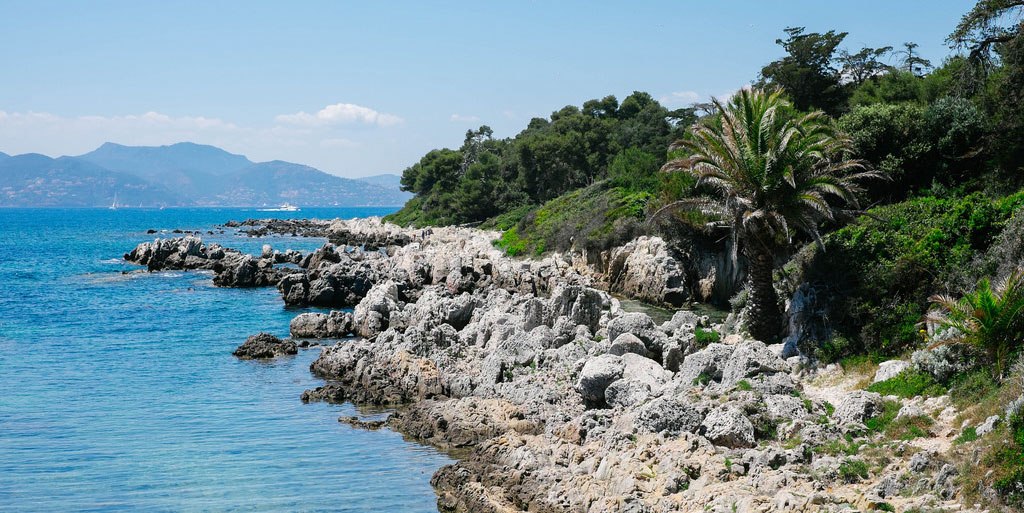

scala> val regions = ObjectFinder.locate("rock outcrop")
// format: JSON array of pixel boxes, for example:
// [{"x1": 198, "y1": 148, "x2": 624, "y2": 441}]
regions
[{"x1": 232, "y1": 332, "x2": 297, "y2": 359}]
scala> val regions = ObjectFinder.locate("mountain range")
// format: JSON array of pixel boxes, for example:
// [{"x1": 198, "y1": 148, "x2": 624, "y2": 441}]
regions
[{"x1": 0, "y1": 142, "x2": 412, "y2": 207}]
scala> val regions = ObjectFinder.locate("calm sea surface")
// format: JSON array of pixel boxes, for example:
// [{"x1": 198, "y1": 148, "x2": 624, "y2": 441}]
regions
[{"x1": 0, "y1": 208, "x2": 452, "y2": 512}]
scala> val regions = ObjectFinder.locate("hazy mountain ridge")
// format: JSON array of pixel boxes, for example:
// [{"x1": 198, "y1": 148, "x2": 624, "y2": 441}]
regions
[
  {"x1": 0, "y1": 153, "x2": 180, "y2": 207},
  {"x1": 354, "y1": 173, "x2": 404, "y2": 190},
  {"x1": 0, "y1": 143, "x2": 412, "y2": 207}
]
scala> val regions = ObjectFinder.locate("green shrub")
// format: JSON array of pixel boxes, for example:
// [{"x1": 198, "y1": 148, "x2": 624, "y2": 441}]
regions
[
  {"x1": 492, "y1": 182, "x2": 654, "y2": 256},
  {"x1": 885, "y1": 415, "x2": 934, "y2": 440},
  {"x1": 991, "y1": 414, "x2": 1024, "y2": 500},
  {"x1": 694, "y1": 327, "x2": 721, "y2": 346},
  {"x1": 865, "y1": 400, "x2": 901, "y2": 433},
  {"x1": 926, "y1": 268, "x2": 1024, "y2": 379},
  {"x1": 955, "y1": 426, "x2": 979, "y2": 444},
  {"x1": 839, "y1": 459, "x2": 870, "y2": 482},
  {"x1": 735, "y1": 380, "x2": 752, "y2": 391},
  {"x1": 866, "y1": 369, "x2": 947, "y2": 398},
  {"x1": 949, "y1": 368, "x2": 1000, "y2": 409},
  {"x1": 795, "y1": 191, "x2": 1024, "y2": 357}
]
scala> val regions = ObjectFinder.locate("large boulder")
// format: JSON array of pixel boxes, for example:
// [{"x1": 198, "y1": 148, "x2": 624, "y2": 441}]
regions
[
  {"x1": 606, "y1": 312, "x2": 666, "y2": 358},
  {"x1": 576, "y1": 354, "x2": 624, "y2": 407},
  {"x1": 873, "y1": 360, "x2": 911, "y2": 383},
  {"x1": 833, "y1": 390, "x2": 883, "y2": 426},
  {"x1": 677, "y1": 343, "x2": 734, "y2": 387},
  {"x1": 232, "y1": 332, "x2": 297, "y2": 359},
  {"x1": 604, "y1": 353, "x2": 672, "y2": 408},
  {"x1": 764, "y1": 394, "x2": 808, "y2": 421},
  {"x1": 701, "y1": 406, "x2": 755, "y2": 448},
  {"x1": 549, "y1": 285, "x2": 604, "y2": 333},
  {"x1": 632, "y1": 396, "x2": 706, "y2": 436},
  {"x1": 720, "y1": 340, "x2": 790, "y2": 388},
  {"x1": 352, "y1": 281, "x2": 401, "y2": 337},
  {"x1": 290, "y1": 311, "x2": 353, "y2": 338},
  {"x1": 608, "y1": 333, "x2": 648, "y2": 357},
  {"x1": 605, "y1": 236, "x2": 689, "y2": 306}
]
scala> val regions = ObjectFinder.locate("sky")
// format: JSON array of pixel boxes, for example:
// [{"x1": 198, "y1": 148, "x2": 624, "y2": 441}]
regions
[{"x1": 0, "y1": 0, "x2": 976, "y2": 178}]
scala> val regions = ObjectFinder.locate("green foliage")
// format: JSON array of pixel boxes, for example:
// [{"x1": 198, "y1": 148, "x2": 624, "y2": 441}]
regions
[
  {"x1": 694, "y1": 327, "x2": 721, "y2": 346},
  {"x1": 838, "y1": 459, "x2": 870, "y2": 482},
  {"x1": 660, "y1": 88, "x2": 877, "y2": 341},
  {"x1": 927, "y1": 268, "x2": 1024, "y2": 378},
  {"x1": 950, "y1": 368, "x2": 1000, "y2": 408},
  {"x1": 759, "y1": 27, "x2": 848, "y2": 114},
  {"x1": 735, "y1": 380, "x2": 753, "y2": 392},
  {"x1": 865, "y1": 400, "x2": 901, "y2": 433},
  {"x1": 800, "y1": 191, "x2": 1024, "y2": 357},
  {"x1": 866, "y1": 369, "x2": 947, "y2": 398},
  {"x1": 990, "y1": 413, "x2": 1024, "y2": 500},
  {"x1": 389, "y1": 92, "x2": 689, "y2": 227},
  {"x1": 885, "y1": 415, "x2": 934, "y2": 440},
  {"x1": 838, "y1": 98, "x2": 986, "y2": 202},
  {"x1": 874, "y1": 502, "x2": 895, "y2": 512},
  {"x1": 492, "y1": 182, "x2": 655, "y2": 256},
  {"x1": 956, "y1": 426, "x2": 980, "y2": 444},
  {"x1": 493, "y1": 226, "x2": 527, "y2": 257}
]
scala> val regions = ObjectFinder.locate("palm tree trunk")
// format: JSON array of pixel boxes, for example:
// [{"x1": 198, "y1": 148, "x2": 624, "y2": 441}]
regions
[{"x1": 744, "y1": 245, "x2": 783, "y2": 342}]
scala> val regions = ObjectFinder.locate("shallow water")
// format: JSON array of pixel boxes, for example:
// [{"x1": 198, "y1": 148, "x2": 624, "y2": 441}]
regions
[{"x1": 0, "y1": 208, "x2": 453, "y2": 512}]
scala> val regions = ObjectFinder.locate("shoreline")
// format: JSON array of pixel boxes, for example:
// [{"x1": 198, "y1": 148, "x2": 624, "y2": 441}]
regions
[{"x1": 125, "y1": 216, "x2": 984, "y2": 513}]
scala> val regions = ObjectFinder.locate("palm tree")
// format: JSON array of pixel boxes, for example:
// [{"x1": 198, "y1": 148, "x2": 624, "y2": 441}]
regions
[
  {"x1": 925, "y1": 269, "x2": 1024, "y2": 380},
  {"x1": 653, "y1": 88, "x2": 879, "y2": 341}
]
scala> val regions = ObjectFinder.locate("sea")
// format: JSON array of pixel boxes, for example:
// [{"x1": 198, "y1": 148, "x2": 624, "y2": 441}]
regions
[{"x1": 0, "y1": 207, "x2": 454, "y2": 512}]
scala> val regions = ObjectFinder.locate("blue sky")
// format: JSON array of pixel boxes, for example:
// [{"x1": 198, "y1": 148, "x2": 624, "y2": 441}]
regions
[{"x1": 0, "y1": 0, "x2": 975, "y2": 177}]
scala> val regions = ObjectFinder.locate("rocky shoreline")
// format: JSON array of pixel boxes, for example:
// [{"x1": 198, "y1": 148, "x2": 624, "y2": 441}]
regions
[{"x1": 125, "y1": 217, "x2": 993, "y2": 513}]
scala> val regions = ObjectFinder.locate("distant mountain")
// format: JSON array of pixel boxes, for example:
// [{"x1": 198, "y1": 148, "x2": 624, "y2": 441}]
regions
[
  {"x1": 0, "y1": 151, "x2": 9, "y2": 160},
  {"x1": 0, "y1": 142, "x2": 411, "y2": 207},
  {"x1": 357, "y1": 173, "x2": 405, "y2": 190},
  {"x1": 211, "y1": 161, "x2": 411, "y2": 207},
  {"x1": 0, "y1": 153, "x2": 179, "y2": 207},
  {"x1": 77, "y1": 142, "x2": 253, "y2": 200}
]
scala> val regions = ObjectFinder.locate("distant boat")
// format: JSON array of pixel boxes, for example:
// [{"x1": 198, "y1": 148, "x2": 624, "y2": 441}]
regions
[
  {"x1": 108, "y1": 192, "x2": 118, "y2": 210},
  {"x1": 259, "y1": 202, "x2": 300, "y2": 212}
]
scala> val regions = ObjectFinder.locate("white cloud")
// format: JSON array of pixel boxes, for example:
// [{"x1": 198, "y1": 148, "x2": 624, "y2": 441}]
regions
[
  {"x1": 275, "y1": 103, "x2": 403, "y2": 127},
  {"x1": 658, "y1": 90, "x2": 701, "y2": 107},
  {"x1": 450, "y1": 114, "x2": 480, "y2": 122}
]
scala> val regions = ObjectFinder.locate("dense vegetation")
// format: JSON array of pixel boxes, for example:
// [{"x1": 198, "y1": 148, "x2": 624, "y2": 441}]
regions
[
  {"x1": 386, "y1": 94, "x2": 694, "y2": 229},
  {"x1": 385, "y1": 2, "x2": 1024, "y2": 502},
  {"x1": 388, "y1": 1, "x2": 1024, "y2": 368}
]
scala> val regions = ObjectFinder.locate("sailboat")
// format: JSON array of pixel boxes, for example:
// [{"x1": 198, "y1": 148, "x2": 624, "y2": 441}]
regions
[{"x1": 109, "y1": 192, "x2": 118, "y2": 210}]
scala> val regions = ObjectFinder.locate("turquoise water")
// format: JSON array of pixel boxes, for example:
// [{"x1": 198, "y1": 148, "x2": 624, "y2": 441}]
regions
[{"x1": 0, "y1": 208, "x2": 452, "y2": 512}]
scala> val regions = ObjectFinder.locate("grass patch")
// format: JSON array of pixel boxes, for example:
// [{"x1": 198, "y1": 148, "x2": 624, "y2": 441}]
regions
[
  {"x1": 735, "y1": 380, "x2": 753, "y2": 392},
  {"x1": 949, "y1": 368, "x2": 1000, "y2": 410},
  {"x1": 839, "y1": 459, "x2": 870, "y2": 482},
  {"x1": 694, "y1": 327, "x2": 720, "y2": 346},
  {"x1": 955, "y1": 426, "x2": 979, "y2": 444},
  {"x1": 865, "y1": 400, "x2": 901, "y2": 433},
  {"x1": 866, "y1": 369, "x2": 947, "y2": 398},
  {"x1": 885, "y1": 415, "x2": 934, "y2": 440}
]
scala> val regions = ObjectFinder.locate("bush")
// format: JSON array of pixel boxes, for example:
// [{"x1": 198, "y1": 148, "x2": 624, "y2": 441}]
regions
[
  {"x1": 492, "y1": 182, "x2": 654, "y2": 256},
  {"x1": 926, "y1": 268, "x2": 1024, "y2": 378},
  {"x1": 949, "y1": 368, "x2": 1000, "y2": 409},
  {"x1": 794, "y1": 191, "x2": 1024, "y2": 357},
  {"x1": 694, "y1": 327, "x2": 721, "y2": 346},
  {"x1": 991, "y1": 414, "x2": 1024, "y2": 501},
  {"x1": 839, "y1": 459, "x2": 870, "y2": 482},
  {"x1": 867, "y1": 369, "x2": 947, "y2": 398}
]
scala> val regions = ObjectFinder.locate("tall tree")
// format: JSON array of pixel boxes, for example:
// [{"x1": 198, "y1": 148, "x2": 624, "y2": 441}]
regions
[
  {"x1": 655, "y1": 89, "x2": 879, "y2": 341},
  {"x1": 839, "y1": 46, "x2": 893, "y2": 85},
  {"x1": 948, "y1": 0, "x2": 1024, "y2": 173},
  {"x1": 898, "y1": 42, "x2": 933, "y2": 76},
  {"x1": 759, "y1": 27, "x2": 849, "y2": 114}
]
